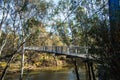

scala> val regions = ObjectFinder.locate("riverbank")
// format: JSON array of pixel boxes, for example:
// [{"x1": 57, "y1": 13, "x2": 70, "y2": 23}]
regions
[
  {"x1": 0, "y1": 55, "x2": 70, "y2": 74},
  {"x1": 0, "y1": 64, "x2": 73, "y2": 75}
]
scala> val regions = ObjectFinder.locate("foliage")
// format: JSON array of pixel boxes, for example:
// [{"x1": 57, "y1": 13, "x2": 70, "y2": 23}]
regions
[{"x1": 0, "y1": 0, "x2": 120, "y2": 80}]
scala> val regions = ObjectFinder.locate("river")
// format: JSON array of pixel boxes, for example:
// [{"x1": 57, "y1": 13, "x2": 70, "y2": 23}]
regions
[{"x1": 4, "y1": 68, "x2": 86, "y2": 80}]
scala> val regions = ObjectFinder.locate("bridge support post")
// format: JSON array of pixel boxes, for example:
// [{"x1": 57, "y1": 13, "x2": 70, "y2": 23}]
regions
[
  {"x1": 60, "y1": 46, "x2": 61, "y2": 53},
  {"x1": 67, "y1": 47, "x2": 70, "y2": 54},
  {"x1": 55, "y1": 46, "x2": 57, "y2": 53},
  {"x1": 75, "y1": 48, "x2": 78, "y2": 54},
  {"x1": 85, "y1": 61, "x2": 96, "y2": 80},
  {"x1": 90, "y1": 62, "x2": 96, "y2": 80},
  {"x1": 72, "y1": 58, "x2": 80, "y2": 80},
  {"x1": 87, "y1": 62, "x2": 91, "y2": 80}
]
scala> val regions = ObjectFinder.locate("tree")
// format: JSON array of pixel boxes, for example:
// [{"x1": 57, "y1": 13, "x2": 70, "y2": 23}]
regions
[{"x1": 0, "y1": 0, "x2": 53, "y2": 80}]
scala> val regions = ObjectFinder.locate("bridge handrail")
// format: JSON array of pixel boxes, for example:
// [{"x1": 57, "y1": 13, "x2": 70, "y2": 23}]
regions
[{"x1": 24, "y1": 46, "x2": 90, "y2": 55}]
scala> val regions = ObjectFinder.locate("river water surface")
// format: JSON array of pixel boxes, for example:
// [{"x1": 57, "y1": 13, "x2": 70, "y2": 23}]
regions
[{"x1": 5, "y1": 68, "x2": 86, "y2": 80}]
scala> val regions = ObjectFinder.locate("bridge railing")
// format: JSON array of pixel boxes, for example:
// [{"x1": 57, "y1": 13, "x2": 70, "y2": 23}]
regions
[{"x1": 24, "y1": 46, "x2": 89, "y2": 55}]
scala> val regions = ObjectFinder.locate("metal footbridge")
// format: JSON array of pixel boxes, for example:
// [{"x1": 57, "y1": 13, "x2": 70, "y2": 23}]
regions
[{"x1": 24, "y1": 46, "x2": 92, "y2": 59}]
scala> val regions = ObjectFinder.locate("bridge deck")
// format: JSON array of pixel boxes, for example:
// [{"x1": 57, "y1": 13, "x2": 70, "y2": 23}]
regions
[{"x1": 24, "y1": 46, "x2": 92, "y2": 59}]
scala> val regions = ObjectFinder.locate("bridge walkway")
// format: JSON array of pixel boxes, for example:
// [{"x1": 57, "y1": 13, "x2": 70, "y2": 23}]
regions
[{"x1": 24, "y1": 46, "x2": 92, "y2": 59}]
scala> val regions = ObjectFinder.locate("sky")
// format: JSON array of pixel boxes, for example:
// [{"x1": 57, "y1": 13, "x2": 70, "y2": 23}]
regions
[{"x1": 53, "y1": 0, "x2": 59, "y2": 4}]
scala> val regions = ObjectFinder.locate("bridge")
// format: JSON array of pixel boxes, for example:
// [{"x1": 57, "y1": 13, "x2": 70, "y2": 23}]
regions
[
  {"x1": 24, "y1": 46, "x2": 92, "y2": 59},
  {"x1": 23, "y1": 46, "x2": 96, "y2": 80}
]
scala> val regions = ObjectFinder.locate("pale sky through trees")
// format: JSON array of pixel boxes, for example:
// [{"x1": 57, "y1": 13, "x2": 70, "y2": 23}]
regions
[{"x1": 53, "y1": 0, "x2": 59, "y2": 4}]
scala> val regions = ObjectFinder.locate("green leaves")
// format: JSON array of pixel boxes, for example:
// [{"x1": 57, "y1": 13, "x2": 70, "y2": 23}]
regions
[{"x1": 26, "y1": 18, "x2": 39, "y2": 28}]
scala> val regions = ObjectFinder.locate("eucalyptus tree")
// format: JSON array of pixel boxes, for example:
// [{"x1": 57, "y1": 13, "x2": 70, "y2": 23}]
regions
[
  {"x1": 0, "y1": 0, "x2": 52, "y2": 56},
  {"x1": 51, "y1": 0, "x2": 112, "y2": 79},
  {"x1": 108, "y1": 0, "x2": 120, "y2": 79},
  {"x1": 76, "y1": 0, "x2": 120, "y2": 80},
  {"x1": 0, "y1": 0, "x2": 12, "y2": 55},
  {"x1": 49, "y1": 0, "x2": 79, "y2": 46},
  {"x1": 0, "y1": 0, "x2": 52, "y2": 80},
  {"x1": 74, "y1": 0, "x2": 120, "y2": 80}
]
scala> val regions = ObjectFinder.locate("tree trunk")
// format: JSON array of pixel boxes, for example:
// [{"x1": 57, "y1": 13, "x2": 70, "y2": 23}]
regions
[
  {"x1": 72, "y1": 58, "x2": 80, "y2": 80},
  {"x1": 90, "y1": 62, "x2": 96, "y2": 80},
  {"x1": 0, "y1": 53, "x2": 17, "y2": 80},
  {"x1": 20, "y1": 50, "x2": 25, "y2": 80}
]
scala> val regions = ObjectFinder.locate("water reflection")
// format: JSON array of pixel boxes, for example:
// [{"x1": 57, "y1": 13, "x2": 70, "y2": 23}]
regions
[
  {"x1": 26, "y1": 71, "x2": 76, "y2": 80},
  {"x1": 5, "y1": 68, "x2": 86, "y2": 80}
]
